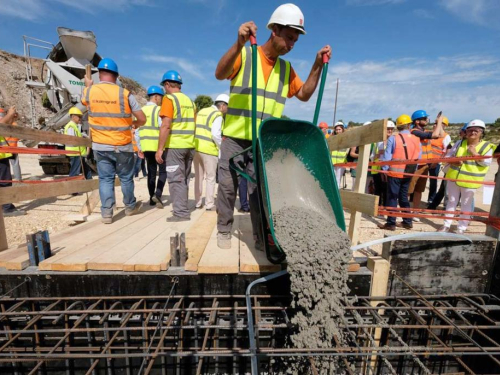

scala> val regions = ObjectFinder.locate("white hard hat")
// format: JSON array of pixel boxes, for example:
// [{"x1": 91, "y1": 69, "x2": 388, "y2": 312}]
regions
[
  {"x1": 334, "y1": 121, "x2": 344, "y2": 127},
  {"x1": 387, "y1": 120, "x2": 396, "y2": 129},
  {"x1": 363, "y1": 121, "x2": 372, "y2": 126},
  {"x1": 267, "y1": 3, "x2": 306, "y2": 35},
  {"x1": 466, "y1": 119, "x2": 486, "y2": 130},
  {"x1": 215, "y1": 94, "x2": 229, "y2": 104}
]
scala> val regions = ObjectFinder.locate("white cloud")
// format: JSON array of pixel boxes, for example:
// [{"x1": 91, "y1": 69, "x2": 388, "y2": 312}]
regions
[
  {"x1": 413, "y1": 9, "x2": 435, "y2": 19},
  {"x1": 439, "y1": 0, "x2": 500, "y2": 28},
  {"x1": 284, "y1": 54, "x2": 500, "y2": 123},
  {"x1": 0, "y1": 0, "x2": 45, "y2": 21},
  {"x1": 141, "y1": 55, "x2": 215, "y2": 81},
  {"x1": 346, "y1": 0, "x2": 405, "y2": 5}
]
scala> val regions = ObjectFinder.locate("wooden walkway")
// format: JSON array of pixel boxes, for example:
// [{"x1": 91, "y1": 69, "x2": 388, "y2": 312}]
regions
[{"x1": 0, "y1": 204, "x2": 281, "y2": 274}]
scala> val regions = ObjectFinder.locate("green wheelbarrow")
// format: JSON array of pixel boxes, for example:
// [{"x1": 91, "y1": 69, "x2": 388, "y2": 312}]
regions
[{"x1": 230, "y1": 36, "x2": 345, "y2": 264}]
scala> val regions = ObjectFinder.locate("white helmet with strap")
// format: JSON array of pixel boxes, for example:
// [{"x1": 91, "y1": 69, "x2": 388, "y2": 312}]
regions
[
  {"x1": 466, "y1": 119, "x2": 486, "y2": 130},
  {"x1": 267, "y1": 3, "x2": 306, "y2": 35}
]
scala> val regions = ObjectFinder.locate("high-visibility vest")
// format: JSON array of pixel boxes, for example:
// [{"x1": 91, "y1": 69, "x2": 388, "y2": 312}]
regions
[
  {"x1": 331, "y1": 149, "x2": 348, "y2": 165},
  {"x1": 194, "y1": 107, "x2": 221, "y2": 157},
  {"x1": 132, "y1": 130, "x2": 139, "y2": 152},
  {"x1": 82, "y1": 83, "x2": 133, "y2": 146},
  {"x1": 445, "y1": 140, "x2": 495, "y2": 189},
  {"x1": 5, "y1": 122, "x2": 19, "y2": 147},
  {"x1": 63, "y1": 121, "x2": 87, "y2": 157},
  {"x1": 223, "y1": 46, "x2": 291, "y2": 140},
  {"x1": 388, "y1": 133, "x2": 421, "y2": 178},
  {"x1": 371, "y1": 142, "x2": 386, "y2": 175},
  {"x1": 139, "y1": 104, "x2": 160, "y2": 152},
  {"x1": 164, "y1": 92, "x2": 195, "y2": 149},
  {"x1": 411, "y1": 128, "x2": 432, "y2": 161},
  {"x1": 429, "y1": 131, "x2": 448, "y2": 159},
  {"x1": 0, "y1": 136, "x2": 12, "y2": 160}
]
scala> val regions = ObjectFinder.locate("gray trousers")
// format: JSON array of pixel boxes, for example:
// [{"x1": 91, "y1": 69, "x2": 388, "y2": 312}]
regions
[
  {"x1": 216, "y1": 137, "x2": 263, "y2": 243},
  {"x1": 9, "y1": 154, "x2": 21, "y2": 181},
  {"x1": 166, "y1": 148, "x2": 194, "y2": 218}
]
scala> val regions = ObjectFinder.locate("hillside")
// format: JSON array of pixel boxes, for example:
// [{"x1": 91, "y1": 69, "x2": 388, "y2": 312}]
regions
[{"x1": 0, "y1": 49, "x2": 146, "y2": 127}]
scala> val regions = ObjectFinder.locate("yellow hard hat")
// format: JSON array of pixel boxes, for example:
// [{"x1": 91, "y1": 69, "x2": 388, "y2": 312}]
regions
[
  {"x1": 69, "y1": 107, "x2": 83, "y2": 116},
  {"x1": 441, "y1": 116, "x2": 449, "y2": 126},
  {"x1": 396, "y1": 114, "x2": 412, "y2": 126}
]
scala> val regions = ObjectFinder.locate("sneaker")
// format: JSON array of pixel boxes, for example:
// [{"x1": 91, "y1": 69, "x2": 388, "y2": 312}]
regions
[
  {"x1": 437, "y1": 226, "x2": 449, "y2": 233},
  {"x1": 102, "y1": 217, "x2": 113, "y2": 224},
  {"x1": 149, "y1": 199, "x2": 156, "y2": 206},
  {"x1": 195, "y1": 204, "x2": 203, "y2": 209},
  {"x1": 125, "y1": 201, "x2": 142, "y2": 216},
  {"x1": 166, "y1": 215, "x2": 190, "y2": 222},
  {"x1": 377, "y1": 223, "x2": 396, "y2": 231},
  {"x1": 413, "y1": 217, "x2": 421, "y2": 222},
  {"x1": 238, "y1": 208, "x2": 250, "y2": 213},
  {"x1": 217, "y1": 232, "x2": 232, "y2": 249},
  {"x1": 152, "y1": 196, "x2": 163, "y2": 209},
  {"x1": 396, "y1": 222, "x2": 413, "y2": 230}
]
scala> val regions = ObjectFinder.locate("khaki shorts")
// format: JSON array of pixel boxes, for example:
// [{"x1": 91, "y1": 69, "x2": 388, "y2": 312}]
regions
[{"x1": 409, "y1": 165, "x2": 429, "y2": 194}]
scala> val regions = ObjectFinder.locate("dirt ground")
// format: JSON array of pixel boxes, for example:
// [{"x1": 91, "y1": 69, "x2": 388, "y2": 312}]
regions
[{"x1": 3, "y1": 152, "x2": 498, "y2": 250}]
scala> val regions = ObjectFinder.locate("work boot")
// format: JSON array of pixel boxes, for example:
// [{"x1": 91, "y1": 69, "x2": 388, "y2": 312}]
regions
[
  {"x1": 152, "y1": 196, "x2": 164, "y2": 209},
  {"x1": 437, "y1": 226, "x2": 449, "y2": 233},
  {"x1": 149, "y1": 199, "x2": 156, "y2": 206},
  {"x1": 125, "y1": 201, "x2": 143, "y2": 216},
  {"x1": 217, "y1": 232, "x2": 231, "y2": 249},
  {"x1": 396, "y1": 222, "x2": 413, "y2": 230},
  {"x1": 166, "y1": 215, "x2": 190, "y2": 222},
  {"x1": 377, "y1": 223, "x2": 396, "y2": 231},
  {"x1": 102, "y1": 217, "x2": 113, "y2": 224}
]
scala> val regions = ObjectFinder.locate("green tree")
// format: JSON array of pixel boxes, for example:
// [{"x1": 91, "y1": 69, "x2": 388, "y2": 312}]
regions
[
  {"x1": 194, "y1": 95, "x2": 213, "y2": 112},
  {"x1": 494, "y1": 118, "x2": 500, "y2": 127}
]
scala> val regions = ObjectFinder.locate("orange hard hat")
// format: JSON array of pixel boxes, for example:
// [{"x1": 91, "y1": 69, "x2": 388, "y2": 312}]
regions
[
  {"x1": 0, "y1": 108, "x2": 4, "y2": 112},
  {"x1": 319, "y1": 122, "x2": 328, "y2": 129}
]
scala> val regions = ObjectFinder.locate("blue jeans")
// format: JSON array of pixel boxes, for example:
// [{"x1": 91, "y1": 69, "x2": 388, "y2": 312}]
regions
[
  {"x1": 95, "y1": 151, "x2": 136, "y2": 218},
  {"x1": 69, "y1": 156, "x2": 92, "y2": 179},
  {"x1": 386, "y1": 176, "x2": 412, "y2": 226}
]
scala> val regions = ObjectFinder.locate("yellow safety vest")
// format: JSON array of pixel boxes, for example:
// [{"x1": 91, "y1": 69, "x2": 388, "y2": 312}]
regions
[
  {"x1": 445, "y1": 140, "x2": 495, "y2": 189},
  {"x1": 194, "y1": 106, "x2": 221, "y2": 157},
  {"x1": 0, "y1": 136, "x2": 12, "y2": 160},
  {"x1": 139, "y1": 104, "x2": 161, "y2": 152},
  {"x1": 331, "y1": 149, "x2": 348, "y2": 165},
  {"x1": 223, "y1": 46, "x2": 291, "y2": 140},
  {"x1": 165, "y1": 93, "x2": 195, "y2": 149},
  {"x1": 371, "y1": 142, "x2": 385, "y2": 175},
  {"x1": 64, "y1": 121, "x2": 87, "y2": 157}
]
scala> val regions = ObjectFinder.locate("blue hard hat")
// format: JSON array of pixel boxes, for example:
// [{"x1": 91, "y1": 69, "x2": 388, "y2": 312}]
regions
[
  {"x1": 97, "y1": 58, "x2": 119, "y2": 74},
  {"x1": 161, "y1": 70, "x2": 182, "y2": 85},
  {"x1": 147, "y1": 85, "x2": 164, "y2": 97},
  {"x1": 411, "y1": 110, "x2": 429, "y2": 121}
]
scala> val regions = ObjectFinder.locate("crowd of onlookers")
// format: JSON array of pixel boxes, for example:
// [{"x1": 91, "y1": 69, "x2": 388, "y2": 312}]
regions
[{"x1": 325, "y1": 111, "x2": 499, "y2": 234}]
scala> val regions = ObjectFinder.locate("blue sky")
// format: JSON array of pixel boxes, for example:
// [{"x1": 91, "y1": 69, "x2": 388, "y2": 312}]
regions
[{"x1": 1, "y1": 0, "x2": 499, "y2": 123}]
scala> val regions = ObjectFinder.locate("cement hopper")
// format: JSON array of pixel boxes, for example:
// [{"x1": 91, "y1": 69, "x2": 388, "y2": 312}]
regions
[{"x1": 56, "y1": 27, "x2": 97, "y2": 62}]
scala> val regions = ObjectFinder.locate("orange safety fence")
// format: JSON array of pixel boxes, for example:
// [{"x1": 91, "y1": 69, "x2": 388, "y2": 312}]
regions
[
  {"x1": 380, "y1": 206, "x2": 490, "y2": 217},
  {"x1": 0, "y1": 146, "x2": 80, "y2": 155}
]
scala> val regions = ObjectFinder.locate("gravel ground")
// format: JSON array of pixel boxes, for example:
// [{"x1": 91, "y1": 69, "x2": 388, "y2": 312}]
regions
[{"x1": 4, "y1": 153, "x2": 498, "y2": 250}]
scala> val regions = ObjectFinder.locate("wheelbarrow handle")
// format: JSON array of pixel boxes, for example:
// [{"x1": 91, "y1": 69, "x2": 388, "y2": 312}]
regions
[
  {"x1": 229, "y1": 147, "x2": 257, "y2": 184},
  {"x1": 322, "y1": 53, "x2": 330, "y2": 64},
  {"x1": 249, "y1": 35, "x2": 257, "y2": 46}
]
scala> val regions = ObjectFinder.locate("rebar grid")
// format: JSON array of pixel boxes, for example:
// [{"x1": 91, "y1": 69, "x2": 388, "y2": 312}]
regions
[{"x1": 0, "y1": 293, "x2": 499, "y2": 374}]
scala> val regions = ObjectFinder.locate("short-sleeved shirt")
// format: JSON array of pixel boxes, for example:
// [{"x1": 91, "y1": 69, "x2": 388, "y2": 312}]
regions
[{"x1": 228, "y1": 46, "x2": 303, "y2": 98}]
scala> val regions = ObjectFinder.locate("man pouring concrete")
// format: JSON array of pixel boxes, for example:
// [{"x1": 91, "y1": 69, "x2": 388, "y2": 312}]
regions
[{"x1": 214, "y1": 3, "x2": 332, "y2": 249}]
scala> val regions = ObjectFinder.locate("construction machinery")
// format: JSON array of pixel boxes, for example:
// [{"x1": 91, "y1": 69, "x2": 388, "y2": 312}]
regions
[{"x1": 23, "y1": 27, "x2": 100, "y2": 174}]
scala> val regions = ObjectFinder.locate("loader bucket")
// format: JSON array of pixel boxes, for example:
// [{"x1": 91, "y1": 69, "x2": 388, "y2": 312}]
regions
[{"x1": 257, "y1": 118, "x2": 346, "y2": 259}]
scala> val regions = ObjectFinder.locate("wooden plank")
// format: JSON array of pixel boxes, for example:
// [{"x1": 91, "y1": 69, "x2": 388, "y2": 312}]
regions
[
  {"x1": 0, "y1": 178, "x2": 119, "y2": 205},
  {"x1": 198, "y1": 216, "x2": 240, "y2": 274},
  {"x1": 367, "y1": 256, "x2": 390, "y2": 304},
  {"x1": 340, "y1": 190, "x2": 378, "y2": 216},
  {"x1": 0, "y1": 123, "x2": 91, "y2": 147},
  {"x1": 184, "y1": 211, "x2": 217, "y2": 272},
  {"x1": 348, "y1": 142, "x2": 372, "y2": 244},
  {"x1": 87, "y1": 208, "x2": 168, "y2": 271},
  {"x1": 239, "y1": 215, "x2": 281, "y2": 273},
  {"x1": 328, "y1": 119, "x2": 386, "y2": 151},
  {"x1": 123, "y1": 208, "x2": 206, "y2": 272},
  {"x1": 0, "y1": 210, "x2": 7, "y2": 251},
  {"x1": 80, "y1": 189, "x2": 100, "y2": 216},
  {"x1": 50, "y1": 208, "x2": 156, "y2": 271}
]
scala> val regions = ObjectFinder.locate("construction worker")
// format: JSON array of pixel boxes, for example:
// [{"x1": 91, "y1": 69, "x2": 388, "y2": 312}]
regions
[
  {"x1": 139, "y1": 85, "x2": 165, "y2": 208},
  {"x1": 156, "y1": 70, "x2": 196, "y2": 222},
  {"x1": 378, "y1": 114, "x2": 421, "y2": 231},
  {"x1": 319, "y1": 122, "x2": 329, "y2": 138},
  {"x1": 427, "y1": 116, "x2": 451, "y2": 203},
  {"x1": 1, "y1": 109, "x2": 22, "y2": 181},
  {"x1": 331, "y1": 122, "x2": 348, "y2": 187},
  {"x1": 64, "y1": 107, "x2": 92, "y2": 182},
  {"x1": 214, "y1": 3, "x2": 332, "y2": 249},
  {"x1": 82, "y1": 58, "x2": 146, "y2": 224},
  {"x1": 371, "y1": 120, "x2": 396, "y2": 207},
  {"x1": 194, "y1": 94, "x2": 228, "y2": 211},
  {"x1": 409, "y1": 110, "x2": 444, "y2": 221},
  {"x1": 0, "y1": 106, "x2": 25, "y2": 216},
  {"x1": 439, "y1": 120, "x2": 495, "y2": 234}
]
